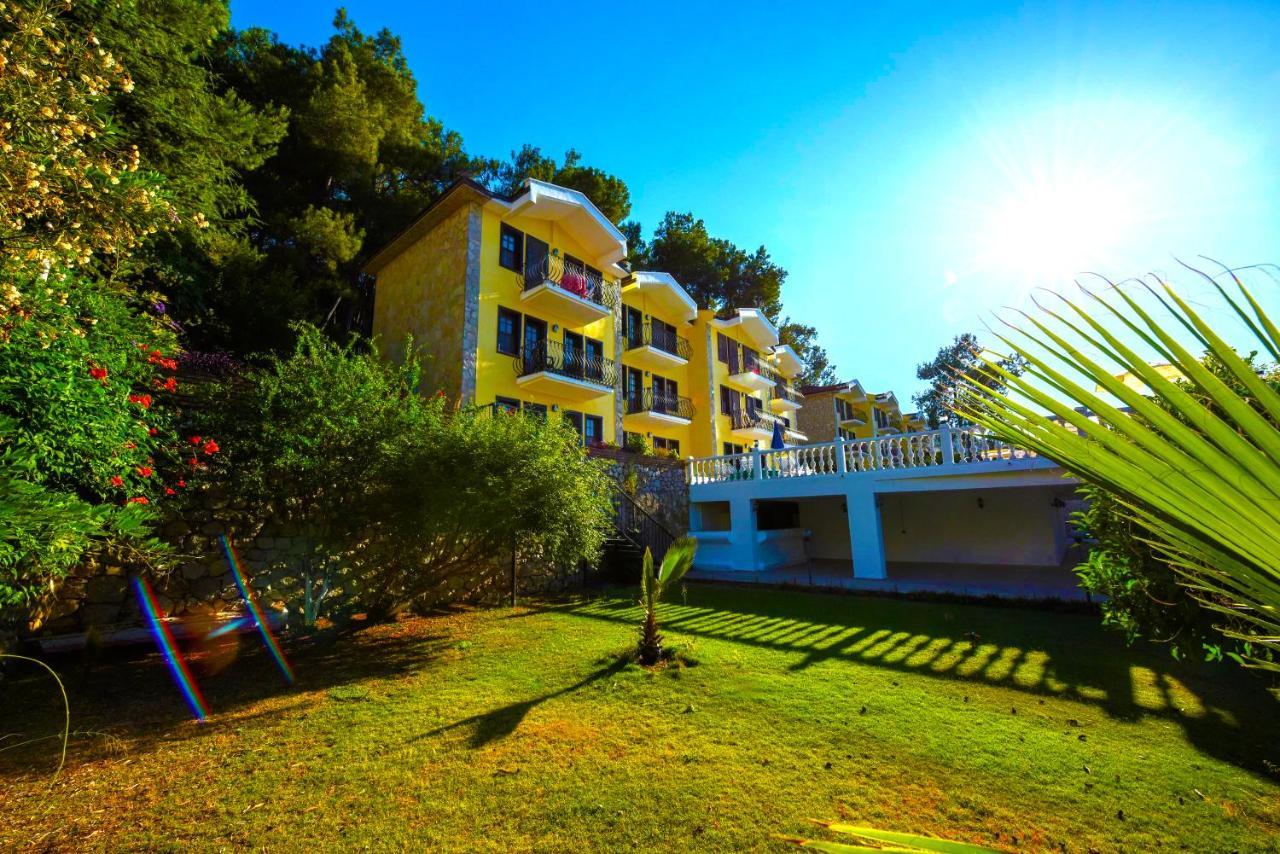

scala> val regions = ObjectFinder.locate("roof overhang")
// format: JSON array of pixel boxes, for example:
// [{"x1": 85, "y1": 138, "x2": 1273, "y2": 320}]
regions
[
  {"x1": 625, "y1": 271, "x2": 697, "y2": 323},
  {"x1": 498, "y1": 179, "x2": 627, "y2": 271},
  {"x1": 836, "y1": 380, "x2": 868, "y2": 403},
  {"x1": 713, "y1": 308, "x2": 779, "y2": 350},
  {"x1": 769, "y1": 344, "x2": 803, "y2": 377}
]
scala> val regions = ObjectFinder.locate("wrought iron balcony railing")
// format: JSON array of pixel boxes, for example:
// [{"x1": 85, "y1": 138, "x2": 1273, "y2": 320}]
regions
[
  {"x1": 514, "y1": 339, "x2": 617, "y2": 387},
  {"x1": 625, "y1": 389, "x2": 695, "y2": 420},
  {"x1": 625, "y1": 321, "x2": 691, "y2": 360},
  {"x1": 772, "y1": 382, "x2": 804, "y2": 404},
  {"x1": 729, "y1": 409, "x2": 777, "y2": 433},
  {"x1": 521, "y1": 254, "x2": 618, "y2": 309}
]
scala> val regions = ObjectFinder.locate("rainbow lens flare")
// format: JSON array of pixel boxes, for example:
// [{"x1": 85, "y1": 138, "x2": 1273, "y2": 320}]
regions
[
  {"x1": 220, "y1": 535, "x2": 294, "y2": 684},
  {"x1": 132, "y1": 576, "x2": 209, "y2": 721}
]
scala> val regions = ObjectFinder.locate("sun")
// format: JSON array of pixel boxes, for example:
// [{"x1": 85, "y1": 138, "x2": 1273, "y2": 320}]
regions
[{"x1": 978, "y1": 172, "x2": 1137, "y2": 287}]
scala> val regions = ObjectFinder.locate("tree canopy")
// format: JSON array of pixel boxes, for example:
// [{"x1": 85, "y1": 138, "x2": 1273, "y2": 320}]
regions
[{"x1": 914, "y1": 333, "x2": 1026, "y2": 428}]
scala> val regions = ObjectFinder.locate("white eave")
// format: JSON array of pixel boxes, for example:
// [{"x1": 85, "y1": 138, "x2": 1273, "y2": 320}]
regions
[
  {"x1": 624, "y1": 271, "x2": 697, "y2": 323},
  {"x1": 712, "y1": 307, "x2": 779, "y2": 350},
  {"x1": 770, "y1": 344, "x2": 803, "y2": 378},
  {"x1": 490, "y1": 179, "x2": 627, "y2": 273},
  {"x1": 835, "y1": 379, "x2": 868, "y2": 403}
]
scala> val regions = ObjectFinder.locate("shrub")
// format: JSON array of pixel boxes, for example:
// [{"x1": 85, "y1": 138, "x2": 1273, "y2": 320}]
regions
[{"x1": 199, "y1": 325, "x2": 613, "y2": 623}]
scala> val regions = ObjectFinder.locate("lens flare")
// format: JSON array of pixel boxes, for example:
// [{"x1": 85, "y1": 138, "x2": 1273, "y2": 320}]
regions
[
  {"x1": 132, "y1": 576, "x2": 209, "y2": 721},
  {"x1": 220, "y1": 535, "x2": 294, "y2": 684}
]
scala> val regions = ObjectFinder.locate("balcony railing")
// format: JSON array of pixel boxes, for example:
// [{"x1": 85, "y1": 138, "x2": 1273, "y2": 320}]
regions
[
  {"x1": 772, "y1": 382, "x2": 804, "y2": 405},
  {"x1": 625, "y1": 389, "x2": 695, "y2": 420},
  {"x1": 729, "y1": 409, "x2": 776, "y2": 433},
  {"x1": 522, "y1": 254, "x2": 618, "y2": 309},
  {"x1": 514, "y1": 339, "x2": 617, "y2": 387},
  {"x1": 626, "y1": 321, "x2": 691, "y2": 360}
]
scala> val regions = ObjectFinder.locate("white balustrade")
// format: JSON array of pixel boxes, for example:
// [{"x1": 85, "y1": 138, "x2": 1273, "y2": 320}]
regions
[{"x1": 688, "y1": 426, "x2": 1039, "y2": 486}]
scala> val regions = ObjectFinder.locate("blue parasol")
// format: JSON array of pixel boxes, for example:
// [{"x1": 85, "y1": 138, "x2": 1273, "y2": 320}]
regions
[{"x1": 770, "y1": 419, "x2": 786, "y2": 449}]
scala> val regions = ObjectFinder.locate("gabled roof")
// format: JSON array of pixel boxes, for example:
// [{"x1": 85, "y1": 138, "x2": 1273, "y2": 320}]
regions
[
  {"x1": 769, "y1": 344, "x2": 803, "y2": 377},
  {"x1": 801, "y1": 378, "x2": 868, "y2": 402},
  {"x1": 624, "y1": 271, "x2": 697, "y2": 323},
  {"x1": 711, "y1": 307, "x2": 779, "y2": 350},
  {"x1": 364, "y1": 177, "x2": 628, "y2": 276}
]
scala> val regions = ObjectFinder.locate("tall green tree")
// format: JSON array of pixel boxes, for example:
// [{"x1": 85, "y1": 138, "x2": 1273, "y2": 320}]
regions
[
  {"x1": 205, "y1": 11, "x2": 486, "y2": 352},
  {"x1": 493, "y1": 145, "x2": 631, "y2": 225},
  {"x1": 914, "y1": 333, "x2": 1026, "y2": 428}
]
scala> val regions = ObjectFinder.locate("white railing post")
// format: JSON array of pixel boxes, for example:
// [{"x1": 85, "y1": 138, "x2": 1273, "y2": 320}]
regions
[
  {"x1": 938, "y1": 423, "x2": 954, "y2": 467},
  {"x1": 752, "y1": 442, "x2": 764, "y2": 480},
  {"x1": 871, "y1": 437, "x2": 882, "y2": 470},
  {"x1": 835, "y1": 434, "x2": 847, "y2": 474}
]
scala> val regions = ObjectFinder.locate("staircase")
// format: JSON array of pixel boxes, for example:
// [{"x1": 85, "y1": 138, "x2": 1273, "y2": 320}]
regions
[{"x1": 599, "y1": 484, "x2": 678, "y2": 584}]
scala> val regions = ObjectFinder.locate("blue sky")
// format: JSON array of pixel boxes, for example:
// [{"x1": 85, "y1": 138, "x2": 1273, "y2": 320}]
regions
[{"x1": 230, "y1": 1, "x2": 1280, "y2": 401}]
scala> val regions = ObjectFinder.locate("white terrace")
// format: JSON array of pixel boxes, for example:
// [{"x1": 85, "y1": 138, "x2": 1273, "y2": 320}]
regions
[{"x1": 685, "y1": 426, "x2": 1081, "y2": 598}]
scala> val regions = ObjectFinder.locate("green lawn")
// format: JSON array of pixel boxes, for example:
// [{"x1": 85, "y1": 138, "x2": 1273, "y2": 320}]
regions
[{"x1": 2, "y1": 585, "x2": 1278, "y2": 851}]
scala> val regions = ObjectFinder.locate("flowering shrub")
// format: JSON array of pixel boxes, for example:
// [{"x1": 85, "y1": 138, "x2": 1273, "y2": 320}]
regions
[
  {"x1": 0, "y1": 268, "x2": 212, "y2": 609},
  {"x1": 0, "y1": 0, "x2": 174, "y2": 275}
]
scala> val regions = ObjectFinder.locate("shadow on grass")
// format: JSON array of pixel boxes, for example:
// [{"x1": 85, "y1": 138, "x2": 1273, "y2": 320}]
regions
[
  {"x1": 555, "y1": 585, "x2": 1278, "y2": 778},
  {"x1": 0, "y1": 621, "x2": 454, "y2": 777},
  {"x1": 408, "y1": 654, "x2": 632, "y2": 749}
]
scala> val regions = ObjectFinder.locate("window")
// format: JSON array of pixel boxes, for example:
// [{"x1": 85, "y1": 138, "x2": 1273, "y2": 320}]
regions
[
  {"x1": 584, "y1": 337, "x2": 604, "y2": 382},
  {"x1": 494, "y1": 396, "x2": 520, "y2": 415},
  {"x1": 625, "y1": 367, "x2": 643, "y2": 410},
  {"x1": 624, "y1": 306, "x2": 643, "y2": 349},
  {"x1": 653, "y1": 436, "x2": 680, "y2": 456},
  {"x1": 723, "y1": 442, "x2": 745, "y2": 456},
  {"x1": 496, "y1": 307, "x2": 521, "y2": 355},
  {"x1": 584, "y1": 415, "x2": 603, "y2": 447},
  {"x1": 717, "y1": 332, "x2": 731, "y2": 364},
  {"x1": 499, "y1": 224, "x2": 524, "y2": 272},
  {"x1": 874, "y1": 408, "x2": 890, "y2": 429},
  {"x1": 523, "y1": 402, "x2": 547, "y2": 420}
]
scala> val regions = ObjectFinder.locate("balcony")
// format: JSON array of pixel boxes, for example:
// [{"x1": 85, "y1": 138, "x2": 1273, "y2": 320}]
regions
[
  {"x1": 623, "y1": 389, "x2": 695, "y2": 431},
  {"x1": 769, "y1": 382, "x2": 804, "y2": 412},
  {"x1": 519, "y1": 255, "x2": 617, "y2": 327},
  {"x1": 514, "y1": 339, "x2": 616, "y2": 401},
  {"x1": 728, "y1": 409, "x2": 778, "y2": 444},
  {"x1": 624, "y1": 321, "x2": 691, "y2": 371},
  {"x1": 727, "y1": 355, "x2": 779, "y2": 394}
]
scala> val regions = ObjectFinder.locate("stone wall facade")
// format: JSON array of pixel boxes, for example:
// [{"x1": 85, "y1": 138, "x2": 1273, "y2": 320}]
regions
[{"x1": 589, "y1": 446, "x2": 689, "y2": 536}]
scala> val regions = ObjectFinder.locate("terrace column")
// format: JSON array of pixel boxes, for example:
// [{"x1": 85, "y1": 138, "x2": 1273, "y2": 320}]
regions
[
  {"x1": 729, "y1": 495, "x2": 758, "y2": 571},
  {"x1": 846, "y1": 485, "x2": 887, "y2": 580}
]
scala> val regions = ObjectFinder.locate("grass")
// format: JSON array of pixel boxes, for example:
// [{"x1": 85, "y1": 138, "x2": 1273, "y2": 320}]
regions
[{"x1": 2, "y1": 585, "x2": 1278, "y2": 852}]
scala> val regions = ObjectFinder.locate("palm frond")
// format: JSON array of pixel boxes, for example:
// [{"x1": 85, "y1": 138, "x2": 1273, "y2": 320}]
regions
[{"x1": 958, "y1": 267, "x2": 1280, "y2": 672}]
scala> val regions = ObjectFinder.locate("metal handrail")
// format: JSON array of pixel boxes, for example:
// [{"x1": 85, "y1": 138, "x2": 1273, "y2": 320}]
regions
[
  {"x1": 626, "y1": 321, "x2": 691, "y2": 360},
  {"x1": 729, "y1": 409, "x2": 776, "y2": 432},
  {"x1": 625, "y1": 389, "x2": 695, "y2": 419},
  {"x1": 514, "y1": 339, "x2": 618, "y2": 387},
  {"x1": 609, "y1": 481, "x2": 677, "y2": 562},
  {"x1": 772, "y1": 382, "x2": 804, "y2": 404},
  {"x1": 521, "y1": 254, "x2": 618, "y2": 309}
]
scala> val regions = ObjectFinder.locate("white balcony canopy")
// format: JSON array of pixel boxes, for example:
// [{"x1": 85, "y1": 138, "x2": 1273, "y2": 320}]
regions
[
  {"x1": 625, "y1": 271, "x2": 697, "y2": 323},
  {"x1": 496, "y1": 179, "x2": 628, "y2": 275},
  {"x1": 713, "y1": 307, "x2": 779, "y2": 350},
  {"x1": 770, "y1": 344, "x2": 803, "y2": 378}
]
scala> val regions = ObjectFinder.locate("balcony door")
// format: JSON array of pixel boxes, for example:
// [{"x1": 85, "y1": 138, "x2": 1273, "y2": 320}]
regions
[
  {"x1": 652, "y1": 376, "x2": 677, "y2": 414},
  {"x1": 563, "y1": 331, "x2": 584, "y2": 378},
  {"x1": 625, "y1": 367, "x2": 644, "y2": 412},
  {"x1": 525, "y1": 236, "x2": 549, "y2": 286},
  {"x1": 624, "y1": 306, "x2": 643, "y2": 349},
  {"x1": 584, "y1": 337, "x2": 604, "y2": 383},
  {"x1": 523, "y1": 316, "x2": 547, "y2": 374}
]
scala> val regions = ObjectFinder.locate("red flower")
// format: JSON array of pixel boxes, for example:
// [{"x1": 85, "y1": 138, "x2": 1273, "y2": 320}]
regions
[
  {"x1": 436, "y1": 390, "x2": 446, "y2": 398},
  {"x1": 148, "y1": 427, "x2": 158, "y2": 436},
  {"x1": 137, "y1": 465, "x2": 153, "y2": 478},
  {"x1": 123, "y1": 441, "x2": 136, "y2": 450},
  {"x1": 176, "y1": 479, "x2": 186, "y2": 488},
  {"x1": 188, "y1": 457, "x2": 199, "y2": 467},
  {"x1": 189, "y1": 435, "x2": 202, "y2": 445},
  {"x1": 88, "y1": 365, "x2": 108, "y2": 381},
  {"x1": 128, "y1": 496, "x2": 149, "y2": 505},
  {"x1": 110, "y1": 475, "x2": 124, "y2": 488},
  {"x1": 202, "y1": 439, "x2": 219, "y2": 455},
  {"x1": 128, "y1": 393, "x2": 152, "y2": 409},
  {"x1": 164, "y1": 487, "x2": 176, "y2": 496},
  {"x1": 163, "y1": 377, "x2": 177, "y2": 392}
]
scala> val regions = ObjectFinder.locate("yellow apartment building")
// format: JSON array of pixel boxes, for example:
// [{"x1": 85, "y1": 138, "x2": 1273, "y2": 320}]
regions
[
  {"x1": 619, "y1": 271, "x2": 699, "y2": 457},
  {"x1": 687, "y1": 308, "x2": 807, "y2": 457}
]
